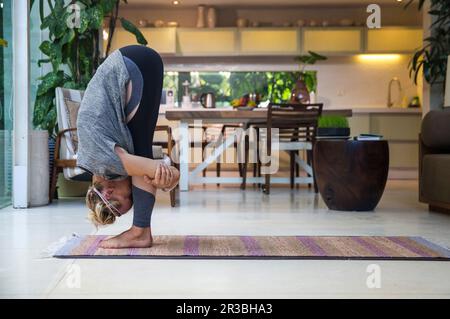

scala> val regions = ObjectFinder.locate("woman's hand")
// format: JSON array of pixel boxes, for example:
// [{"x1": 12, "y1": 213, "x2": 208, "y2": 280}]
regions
[{"x1": 143, "y1": 163, "x2": 173, "y2": 189}]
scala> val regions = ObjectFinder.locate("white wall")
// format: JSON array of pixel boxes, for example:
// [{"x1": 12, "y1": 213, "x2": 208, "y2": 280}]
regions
[{"x1": 315, "y1": 55, "x2": 418, "y2": 109}]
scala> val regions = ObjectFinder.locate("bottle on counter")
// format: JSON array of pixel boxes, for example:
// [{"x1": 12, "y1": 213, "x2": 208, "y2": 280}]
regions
[
  {"x1": 181, "y1": 80, "x2": 192, "y2": 108},
  {"x1": 310, "y1": 91, "x2": 316, "y2": 104},
  {"x1": 166, "y1": 88, "x2": 175, "y2": 108}
]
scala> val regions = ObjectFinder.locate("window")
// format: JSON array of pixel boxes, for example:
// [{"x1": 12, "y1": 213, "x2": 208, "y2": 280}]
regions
[{"x1": 163, "y1": 71, "x2": 306, "y2": 106}]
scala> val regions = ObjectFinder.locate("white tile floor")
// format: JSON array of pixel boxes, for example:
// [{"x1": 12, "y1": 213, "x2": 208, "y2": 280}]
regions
[{"x1": 1, "y1": 180, "x2": 450, "y2": 298}]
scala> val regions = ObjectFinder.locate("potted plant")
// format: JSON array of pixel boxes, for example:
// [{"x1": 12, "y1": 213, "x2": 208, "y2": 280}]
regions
[
  {"x1": 407, "y1": 0, "x2": 450, "y2": 108},
  {"x1": 291, "y1": 51, "x2": 327, "y2": 104},
  {"x1": 31, "y1": 0, "x2": 147, "y2": 200},
  {"x1": 317, "y1": 115, "x2": 350, "y2": 138}
]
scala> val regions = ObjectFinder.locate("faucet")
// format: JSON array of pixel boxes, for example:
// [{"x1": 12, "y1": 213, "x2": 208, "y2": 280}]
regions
[{"x1": 387, "y1": 77, "x2": 403, "y2": 108}]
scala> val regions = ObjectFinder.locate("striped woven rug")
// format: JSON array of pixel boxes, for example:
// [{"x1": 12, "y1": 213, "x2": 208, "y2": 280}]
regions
[{"x1": 53, "y1": 235, "x2": 450, "y2": 260}]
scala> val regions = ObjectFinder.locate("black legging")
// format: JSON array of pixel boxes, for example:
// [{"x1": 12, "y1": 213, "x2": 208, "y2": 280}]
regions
[{"x1": 119, "y1": 45, "x2": 164, "y2": 228}]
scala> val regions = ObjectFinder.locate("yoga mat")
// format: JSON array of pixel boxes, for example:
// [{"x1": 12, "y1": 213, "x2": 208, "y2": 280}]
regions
[{"x1": 53, "y1": 235, "x2": 450, "y2": 260}]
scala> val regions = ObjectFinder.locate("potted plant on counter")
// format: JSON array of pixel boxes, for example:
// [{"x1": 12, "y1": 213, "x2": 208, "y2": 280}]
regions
[
  {"x1": 317, "y1": 115, "x2": 350, "y2": 139},
  {"x1": 291, "y1": 51, "x2": 327, "y2": 104}
]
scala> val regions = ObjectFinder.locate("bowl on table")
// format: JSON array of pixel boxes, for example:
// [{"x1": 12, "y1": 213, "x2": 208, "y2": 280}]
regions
[{"x1": 236, "y1": 106, "x2": 256, "y2": 111}]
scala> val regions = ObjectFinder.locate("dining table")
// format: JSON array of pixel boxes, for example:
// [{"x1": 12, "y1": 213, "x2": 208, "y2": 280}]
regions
[{"x1": 165, "y1": 107, "x2": 353, "y2": 191}]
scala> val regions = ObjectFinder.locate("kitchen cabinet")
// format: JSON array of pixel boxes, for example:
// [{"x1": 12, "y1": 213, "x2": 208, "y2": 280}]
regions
[
  {"x1": 366, "y1": 28, "x2": 422, "y2": 53},
  {"x1": 177, "y1": 28, "x2": 237, "y2": 56},
  {"x1": 238, "y1": 28, "x2": 299, "y2": 55},
  {"x1": 371, "y1": 114, "x2": 421, "y2": 169},
  {"x1": 347, "y1": 114, "x2": 370, "y2": 137},
  {"x1": 302, "y1": 28, "x2": 363, "y2": 54},
  {"x1": 369, "y1": 114, "x2": 421, "y2": 141},
  {"x1": 348, "y1": 111, "x2": 421, "y2": 173},
  {"x1": 388, "y1": 143, "x2": 419, "y2": 168},
  {"x1": 107, "y1": 26, "x2": 423, "y2": 57},
  {"x1": 107, "y1": 27, "x2": 176, "y2": 54}
]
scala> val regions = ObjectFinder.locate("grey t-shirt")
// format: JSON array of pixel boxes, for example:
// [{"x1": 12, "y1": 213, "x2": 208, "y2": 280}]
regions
[{"x1": 76, "y1": 49, "x2": 134, "y2": 180}]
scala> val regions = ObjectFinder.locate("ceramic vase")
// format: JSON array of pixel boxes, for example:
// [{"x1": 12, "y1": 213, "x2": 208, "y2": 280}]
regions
[
  {"x1": 196, "y1": 5, "x2": 206, "y2": 28},
  {"x1": 290, "y1": 74, "x2": 310, "y2": 104},
  {"x1": 207, "y1": 7, "x2": 217, "y2": 28}
]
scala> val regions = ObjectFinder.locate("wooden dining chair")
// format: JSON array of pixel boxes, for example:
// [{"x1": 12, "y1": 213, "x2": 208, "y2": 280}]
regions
[{"x1": 242, "y1": 102, "x2": 323, "y2": 194}]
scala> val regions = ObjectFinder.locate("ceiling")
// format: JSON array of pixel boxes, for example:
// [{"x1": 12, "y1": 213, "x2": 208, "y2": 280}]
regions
[{"x1": 127, "y1": 0, "x2": 406, "y2": 7}]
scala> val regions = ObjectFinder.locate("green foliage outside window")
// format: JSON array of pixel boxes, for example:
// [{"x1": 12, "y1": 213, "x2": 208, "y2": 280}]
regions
[{"x1": 164, "y1": 71, "x2": 317, "y2": 106}]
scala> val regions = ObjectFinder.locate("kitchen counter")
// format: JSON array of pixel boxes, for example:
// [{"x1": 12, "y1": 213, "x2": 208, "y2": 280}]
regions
[
  {"x1": 165, "y1": 108, "x2": 352, "y2": 121},
  {"x1": 159, "y1": 106, "x2": 422, "y2": 116},
  {"x1": 336, "y1": 107, "x2": 422, "y2": 115}
]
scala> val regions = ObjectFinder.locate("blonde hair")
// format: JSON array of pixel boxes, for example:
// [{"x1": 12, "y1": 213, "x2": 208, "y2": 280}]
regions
[{"x1": 86, "y1": 182, "x2": 120, "y2": 227}]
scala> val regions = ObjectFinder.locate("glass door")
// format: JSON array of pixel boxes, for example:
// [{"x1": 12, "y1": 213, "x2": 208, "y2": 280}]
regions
[{"x1": 0, "y1": 0, "x2": 13, "y2": 208}]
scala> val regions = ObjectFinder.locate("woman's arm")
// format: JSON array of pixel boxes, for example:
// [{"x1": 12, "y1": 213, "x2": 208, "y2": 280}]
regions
[
  {"x1": 132, "y1": 176, "x2": 157, "y2": 194},
  {"x1": 115, "y1": 145, "x2": 179, "y2": 189},
  {"x1": 115, "y1": 145, "x2": 160, "y2": 177}
]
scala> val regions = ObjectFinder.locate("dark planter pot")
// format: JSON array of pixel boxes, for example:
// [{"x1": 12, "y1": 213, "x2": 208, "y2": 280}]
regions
[
  {"x1": 317, "y1": 127, "x2": 350, "y2": 137},
  {"x1": 290, "y1": 74, "x2": 310, "y2": 104},
  {"x1": 313, "y1": 140, "x2": 389, "y2": 211}
]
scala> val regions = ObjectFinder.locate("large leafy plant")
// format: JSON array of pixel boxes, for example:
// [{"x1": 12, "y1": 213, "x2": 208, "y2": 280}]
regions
[
  {"x1": 294, "y1": 51, "x2": 327, "y2": 94},
  {"x1": 31, "y1": 0, "x2": 147, "y2": 137},
  {"x1": 407, "y1": 0, "x2": 450, "y2": 88},
  {"x1": 294, "y1": 51, "x2": 328, "y2": 72}
]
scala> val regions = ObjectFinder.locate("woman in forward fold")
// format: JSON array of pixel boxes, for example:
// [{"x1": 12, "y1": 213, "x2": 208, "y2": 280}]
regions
[{"x1": 77, "y1": 45, "x2": 179, "y2": 249}]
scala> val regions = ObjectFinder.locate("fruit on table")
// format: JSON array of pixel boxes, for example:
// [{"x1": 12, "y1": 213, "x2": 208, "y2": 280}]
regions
[
  {"x1": 231, "y1": 99, "x2": 240, "y2": 107},
  {"x1": 231, "y1": 94, "x2": 259, "y2": 107},
  {"x1": 240, "y1": 94, "x2": 250, "y2": 106}
]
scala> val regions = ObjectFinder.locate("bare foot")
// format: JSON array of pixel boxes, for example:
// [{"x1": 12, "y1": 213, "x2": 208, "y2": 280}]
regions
[{"x1": 99, "y1": 226, "x2": 153, "y2": 249}]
